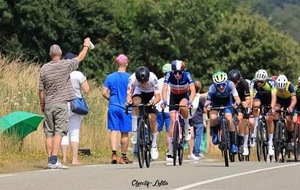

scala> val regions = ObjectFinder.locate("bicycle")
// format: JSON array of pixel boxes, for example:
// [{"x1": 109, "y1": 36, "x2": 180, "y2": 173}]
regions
[
  {"x1": 237, "y1": 108, "x2": 252, "y2": 162},
  {"x1": 254, "y1": 105, "x2": 272, "y2": 162},
  {"x1": 273, "y1": 108, "x2": 290, "y2": 162},
  {"x1": 126, "y1": 104, "x2": 153, "y2": 168},
  {"x1": 164, "y1": 104, "x2": 190, "y2": 166},
  {"x1": 293, "y1": 111, "x2": 300, "y2": 162},
  {"x1": 208, "y1": 106, "x2": 235, "y2": 167}
]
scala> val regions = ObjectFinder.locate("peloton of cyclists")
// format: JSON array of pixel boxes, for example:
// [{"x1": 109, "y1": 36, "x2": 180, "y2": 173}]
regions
[
  {"x1": 228, "y1": 69, "x2": 252, "y2": 156},
  {"x1": 204, "y1": 71, "x2": 241, "y2": 154},
  {"x1": 274, "y1": 74, "x2": 297, "y2": 150},
  {"x1": 249, "y1": 69, "x2": 277, "y2": 156},
  {"x1": 160, "y1": 60, "x2": 196, "y2": 165},
  {"x1": 126, "y1": 66, "x2": 161, "y2": 160}
]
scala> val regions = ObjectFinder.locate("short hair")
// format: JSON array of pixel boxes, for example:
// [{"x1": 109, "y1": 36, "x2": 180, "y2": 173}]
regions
[{"x1": 49, "y1": 44, "x2": 62, "y2": 57}]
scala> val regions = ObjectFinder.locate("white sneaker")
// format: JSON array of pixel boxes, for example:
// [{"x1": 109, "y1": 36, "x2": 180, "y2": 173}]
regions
[
  {"x1": 151, "y1": 147, "x2": 159, "y2": 160},
  {"x1": 199, "y1": 153, "x2": 205, "y2": 159},
  {"x1": 268, "y1": 146, "x2": 274, "y2": 156},
  {"x1": 48, "y1": 161, "x2": 69, "y2": 169},
  {"x1": 185, "y1": 128, "x2": 191, "y2": 141},
  {"x1": 242, "y1": 147, "x2": 249, "y2": 156},
  {"x1": 131, "y1": 131, "x2": 137, "y2": 144},
  {"x1": 188, "y1": 154, "x2": 199, "y2": 161},
  {"x1": 249, "y1": 137, "x2": 256, "y2": 148}
]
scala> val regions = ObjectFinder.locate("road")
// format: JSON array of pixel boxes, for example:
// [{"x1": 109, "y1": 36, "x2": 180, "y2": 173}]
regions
[{"x1": 0, "y1": 159, "x2": 299, "y2": 190}]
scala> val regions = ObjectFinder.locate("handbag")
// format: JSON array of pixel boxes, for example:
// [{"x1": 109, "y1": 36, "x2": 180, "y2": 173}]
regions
[{"x1": 70, "y1": 97, "x2": 89, "y2": 115}]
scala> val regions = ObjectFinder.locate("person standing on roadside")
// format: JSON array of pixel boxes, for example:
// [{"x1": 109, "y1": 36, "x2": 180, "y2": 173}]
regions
[
  {"x1": 102, "y1": 54, "x2": 133, "y2": 164},
  {"x1": 157, "y1": 63, "x2": 172, "y2": 148},
  {"x1": 61, "y1": 53, "x2": 90, "y2": 165},
  {"x1": 188, "y1": 81, "x2": 207, "y2": 160},
  {"x1": 39, "y1": 37, "x2": 92, "y2": 169}
]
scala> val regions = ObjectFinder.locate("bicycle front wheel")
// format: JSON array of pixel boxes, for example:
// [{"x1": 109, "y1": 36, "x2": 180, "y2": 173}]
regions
[
  {"x1": 178, "y1": 125, "x2": 184, "y2": 166},
  {"x1": 221, "y1": 120, "x2": 229, "y2": 167},
  {"x1": 145, "y1": 122, "x2": 152, "y2": 168},
  {"x1": 172, "y1": 120, "x2": 179, "y2": 166},
  {"x1": 293, "y1": 123, "x2": 300, "y2": 162},
  {"x1": 137, "y1": 119, "x2": 145, "y2": 168}
]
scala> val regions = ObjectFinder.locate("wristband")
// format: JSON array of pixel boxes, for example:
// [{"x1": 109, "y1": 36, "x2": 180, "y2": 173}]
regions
[{"x1": 163, "y1": 101, "x2": 167, "y2": 106}]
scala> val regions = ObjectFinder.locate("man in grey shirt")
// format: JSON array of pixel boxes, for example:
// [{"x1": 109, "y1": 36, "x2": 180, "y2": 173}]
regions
[{"x1": 39, "y1": 37, "x2": 91, "y2": 169}]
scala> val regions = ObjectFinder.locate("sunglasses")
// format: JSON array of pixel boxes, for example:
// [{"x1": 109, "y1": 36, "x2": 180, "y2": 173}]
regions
[
  {"x1": 233, "y1": 79, "x2": 240, "y2": 84},
  {"x1": 256, "y1": 80, "x2": 265, "y2": 84},
  {"x1": 216, "y1": 83, "x2": 226, "y2": 88},
  {"x1": 173, "y1": 70, "x2": 183, "y2": 75}
]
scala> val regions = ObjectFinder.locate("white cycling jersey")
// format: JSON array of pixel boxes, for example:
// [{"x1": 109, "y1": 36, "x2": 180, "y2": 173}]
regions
[{"x1": 127, "y1": 72, "x2": 160, "y2": 95}]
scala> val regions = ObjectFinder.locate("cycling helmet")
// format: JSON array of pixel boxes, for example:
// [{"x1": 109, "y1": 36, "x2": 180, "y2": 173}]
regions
[
  {"x1": 212, "y1": 71, "x2": 228, "y2": 84},
  {"x1": 162, "y1": 63, "x2": 172, "y2": 73},
  {"x1": 298, "y1": 76, "x2": 300, "y2": 83},
  {"x1": 245, "y1": 79, "x2": 251, "y2": 86},
  {"x1": 228, "y1": 69, "x2": 242, "y2": 81},
  {"x1": 171, "y1": 60, "x2": 185, "y2": 71},
  {"x1": 255, "y1": 69, "x2": 268, "y2": 80},
  {"x1": 276, "y1": 74, "x2": 288, "y2": 89},
  {"x1": 135, "y1": 66, "x2": 150, "y2": 83}
]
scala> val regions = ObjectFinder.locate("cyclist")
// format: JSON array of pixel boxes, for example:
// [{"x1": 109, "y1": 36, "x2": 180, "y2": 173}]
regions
[
  {"x1": 274, "y1": 74, "x2": 297, "y2": 150},
  {"x1": 250, "y1": 69, "x2": 276, "y2": 155},
  {"x1": 228, "y1": 69, "x2": 252, "y2": 156},
  {"x1": 161, "y1": 60, "x2": 196, "y2": 164},
  {"x1": 126, "y1": 66, "x2": 161, "y2": 160},
  {"x1": 204, "y1": 71, "x2": 241, "y2": 154}
]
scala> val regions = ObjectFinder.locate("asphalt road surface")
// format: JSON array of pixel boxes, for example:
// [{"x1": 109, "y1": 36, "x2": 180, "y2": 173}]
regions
[{"x1": 0, "y1": 158, "x2": 299, "y2": 190}]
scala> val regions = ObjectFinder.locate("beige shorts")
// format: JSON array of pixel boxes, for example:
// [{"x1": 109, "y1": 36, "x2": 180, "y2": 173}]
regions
[{"x1": 43, "y1": 102, "x2": 69, "y2": 137}]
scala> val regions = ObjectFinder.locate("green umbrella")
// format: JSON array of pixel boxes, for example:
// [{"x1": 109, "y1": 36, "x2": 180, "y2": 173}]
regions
[{"x1": 0, "y1": 111, "x2": 44, "y2": 140}]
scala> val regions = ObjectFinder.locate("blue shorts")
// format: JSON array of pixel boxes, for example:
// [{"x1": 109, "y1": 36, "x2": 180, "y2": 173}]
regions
[
  {"x1": 108, "y1": 105, "x2": 132, "y2": 132},
  {"x1": 157, "y1": 111, "x2": 170, "y2": 132}
]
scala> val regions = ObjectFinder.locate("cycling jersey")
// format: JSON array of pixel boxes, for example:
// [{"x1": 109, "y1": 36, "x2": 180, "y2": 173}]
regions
[
  {"x1": 250, "y1": 78, "x2": 276, "y2": 97},
  {"x1": 276, "y1": 82, "x2": 296, "y2": 99},
  {"x1": 127, "y1": 72, "x2": 160, "y2": 94},
  {"x1": 164, "y1": 71, "x2": 194, "y2": 94},
  {"x1": 235, "y1": 78, "x2": 250, "y2": 101},
  {"x1": 206, "y1": 80, "x2": 239, "y2": 101}
]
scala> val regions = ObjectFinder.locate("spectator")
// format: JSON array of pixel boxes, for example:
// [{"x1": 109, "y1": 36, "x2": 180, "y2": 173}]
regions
[
  {"x1": 61, "y1": 53, "x2": 90, "y2": 165},
  {"x1": 102, "y1": 54, "x2": 133, "y2": 164},
  {"x1": 39, "y1": 37, "x2": 91, "y2": 169},
  {"x1": 156, "y1": 63, "x2": 172, "y2": 148},
  {"x1": 188, "y1": 81, "x2": 207, "y2": 160}
]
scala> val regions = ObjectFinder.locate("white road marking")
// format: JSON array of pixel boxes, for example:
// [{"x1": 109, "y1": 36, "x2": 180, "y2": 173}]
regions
[{"x1": 173, "y1": 163, "x2": 300, "y2": 190}]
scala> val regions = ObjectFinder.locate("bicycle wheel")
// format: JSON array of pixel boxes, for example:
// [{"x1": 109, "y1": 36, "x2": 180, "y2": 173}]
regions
[
  {"x1": 274, "y1": 121, "x2": 281, "y2": 162},
  {"x1": 172, "y1": 120, "x2": 179, "y2": 166},
  {"x1": 178, "y1": 125, "x2": 184, "y2": 166},
  {"x1": 261, "y1": 120, "x2": 268, "y2": 161},
  {"x1": 145, "y1": 121, "x2": 152, "y2": 168},
  {"x1": 256, "y1": 120, "x2": 263, "y2": 161},
  {"x1": 137, "y1": 119, "x2": 145, "y2": 168},
  {"x1": 221, "y1": 120, "x2": 229, "y2": 167},
  {"x1": 293, "y1": 123, "x2": 300, "y2": 162}
]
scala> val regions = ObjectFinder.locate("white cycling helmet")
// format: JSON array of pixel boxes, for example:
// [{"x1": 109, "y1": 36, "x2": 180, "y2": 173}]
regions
[
  {"x1": 255, "y1": 69, "x2": 268, "y2": 80},
  {"x1": 212, "y1": 71, "x2": 228, "y2": 84},
  {"x1": 298, "y1": 76, "x2": 300, "y2": 83},
  {"x1": 276, "y1": 74, "x2": 288, "y2": 89},
  {"x1": 245, "y1": 79, "x2": 251, "y2": 86}
]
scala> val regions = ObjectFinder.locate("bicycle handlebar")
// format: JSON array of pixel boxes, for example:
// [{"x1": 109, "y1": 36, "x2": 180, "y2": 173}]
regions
[
  {"x1": 162, "y1": 104, "x2": 192, "y2": 116},
  {"x1": 125, "y1": 103, "x2": 156, "y2": 114}
]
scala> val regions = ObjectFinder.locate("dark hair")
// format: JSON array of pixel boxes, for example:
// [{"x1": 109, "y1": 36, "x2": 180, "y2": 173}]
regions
[{"x1": 135, "y1": 66, "x2": 150, "y2": 83}]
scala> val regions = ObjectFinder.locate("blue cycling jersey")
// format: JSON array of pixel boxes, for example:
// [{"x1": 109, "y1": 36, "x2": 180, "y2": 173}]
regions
[
  {"x1": 164, "y1": 71, "x2": 194, "y2": 94},
  {"x1": 206, "y1": 80, "x2": 238, "y2": 101}
]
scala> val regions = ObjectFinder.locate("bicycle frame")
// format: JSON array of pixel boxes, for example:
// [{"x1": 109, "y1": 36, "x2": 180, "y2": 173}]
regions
[
  {"x1": 254, "y1": 105, "x2": 271, "y2": 162},
  {"x1": 126, "y1": 104, "x2": 153, "y2": 168}
]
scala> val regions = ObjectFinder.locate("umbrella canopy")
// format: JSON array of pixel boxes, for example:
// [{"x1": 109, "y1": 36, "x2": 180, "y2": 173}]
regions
[{"x1": 0, "y1": 111, "x2": 44, "y2": 140}]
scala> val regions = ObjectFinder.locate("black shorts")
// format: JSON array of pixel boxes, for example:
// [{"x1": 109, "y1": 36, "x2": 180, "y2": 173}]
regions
[
  {"x1": 169, "y1": 93, "x2": 189, "y2": 112},
  {"x1": 132, "y1": 92, "x2": 156, "y2": 114}
]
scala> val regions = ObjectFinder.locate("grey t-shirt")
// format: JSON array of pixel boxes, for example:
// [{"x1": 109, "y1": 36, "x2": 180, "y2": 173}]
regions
[
  {"x1": 39, "y1": 58, "x2": 79, "y2": 105},
  {"x1": 70, "y1": 71, "x2": 87, "y2": 98}
]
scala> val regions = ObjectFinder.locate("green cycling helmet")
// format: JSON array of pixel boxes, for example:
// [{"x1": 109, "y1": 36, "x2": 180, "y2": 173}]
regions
[{"x1": 212, "y1": 71, "x2": 228, "y2": 84}]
